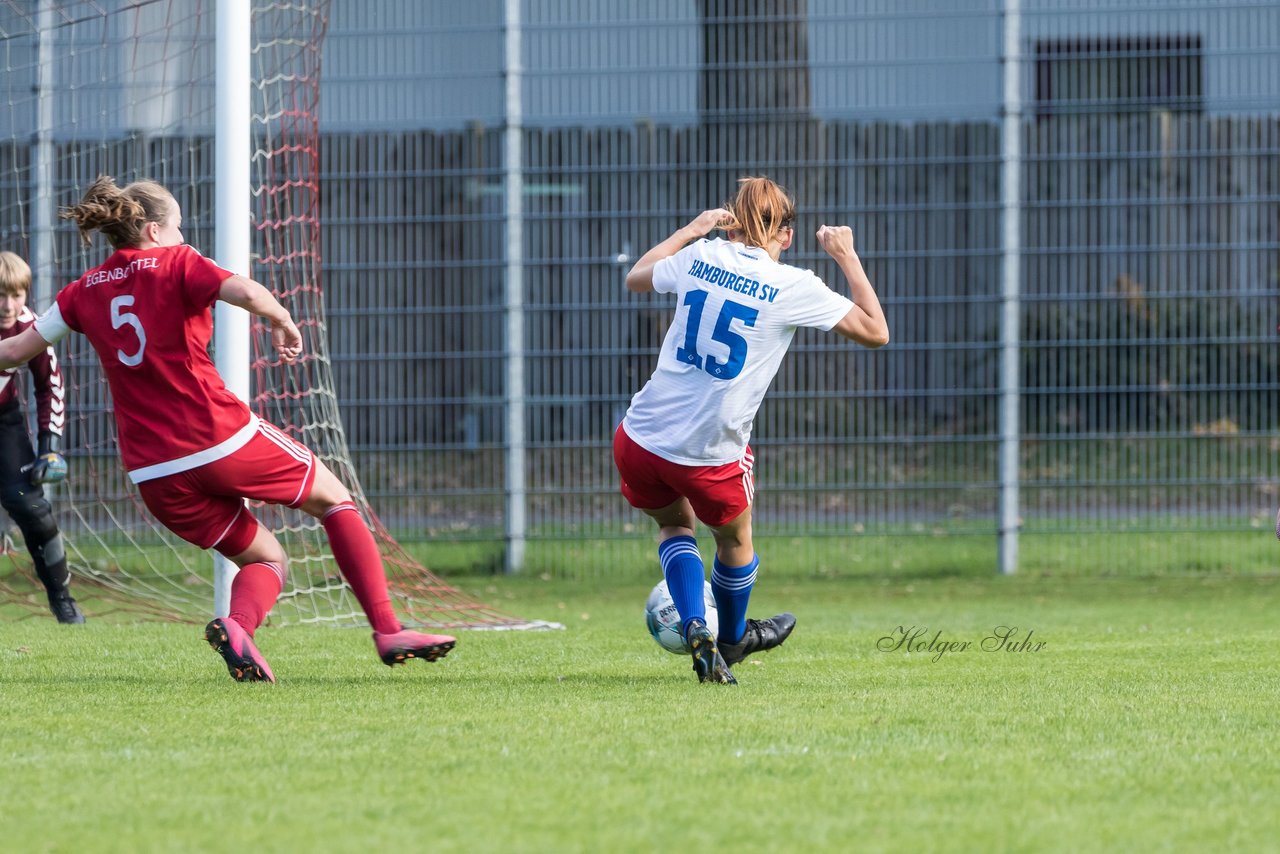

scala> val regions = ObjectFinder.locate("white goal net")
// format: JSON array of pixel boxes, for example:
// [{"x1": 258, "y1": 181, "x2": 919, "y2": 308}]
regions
[{"x1": 0, "y1": 0, "x2": 548, "y2": 629}]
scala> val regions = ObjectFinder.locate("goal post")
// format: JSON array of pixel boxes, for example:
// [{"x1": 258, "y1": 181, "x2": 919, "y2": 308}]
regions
[{"x1": 212, "y1": 0, "x2": 252, "y2": 617}]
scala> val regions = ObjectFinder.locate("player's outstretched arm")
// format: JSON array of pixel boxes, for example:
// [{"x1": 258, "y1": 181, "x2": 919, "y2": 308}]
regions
[
  {"x1": 0, "y1": 326, "x2": 55, "y2": 370},
  {"x1": 625, "y1": 208, "x2": 731, "y2": 293},
  {"x1": 818, "y1": 225, "x2": 890, "y2": 349},
  {"x1": 217, "y1": 275, "x2": 303, "y2": 364}
]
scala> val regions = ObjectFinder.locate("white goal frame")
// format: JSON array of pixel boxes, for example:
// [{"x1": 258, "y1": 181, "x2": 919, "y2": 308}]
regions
[{"x1": 212, "y1": 0, "x2": 252, "y2": 616}]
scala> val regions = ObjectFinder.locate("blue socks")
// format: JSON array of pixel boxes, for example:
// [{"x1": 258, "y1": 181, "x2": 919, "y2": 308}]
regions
[
  {"x1": 711, "y1": 554, "x2": 759, "y2": 644},
  {"x1": 658, "y1": 535, "x2": 706, "y2": 636},
  {"x1": 658, "y1": 537, "x2": 761, "y2": 644}
]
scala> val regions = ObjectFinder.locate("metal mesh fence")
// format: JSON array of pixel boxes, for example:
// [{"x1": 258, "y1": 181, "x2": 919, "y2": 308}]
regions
[
  {"x1": 4, "y1": 1, "x2": 1278, "y2": 579},
  {"x1": 318, "y1": 1, "x2": 1279, "y2": 577}
]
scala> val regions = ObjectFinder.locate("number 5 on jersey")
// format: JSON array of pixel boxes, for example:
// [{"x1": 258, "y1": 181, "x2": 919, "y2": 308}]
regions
[
  {"x1": 111, "y1": 295, "x2": 147, "y2": 366},
  {"x1": 675, "y1": 292, "x2": 759, "y2": 380}
]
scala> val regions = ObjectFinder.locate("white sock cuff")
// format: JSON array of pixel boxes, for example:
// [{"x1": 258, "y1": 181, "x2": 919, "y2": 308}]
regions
[{"x1": 712, "y1": 566, "x2": 757, "y2": 591}]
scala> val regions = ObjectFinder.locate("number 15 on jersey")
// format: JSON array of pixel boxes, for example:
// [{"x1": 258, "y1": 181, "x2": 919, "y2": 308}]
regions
[{"x1": 675, "y1": 292, "x2": 758, "y2": 381}]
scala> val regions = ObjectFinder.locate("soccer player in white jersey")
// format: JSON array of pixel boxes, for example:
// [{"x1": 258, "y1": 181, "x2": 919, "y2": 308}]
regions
[
  {"x1": 615, "y1": 176, "x2": 889, "y2": 683},
  {"x1": 0, "y1": 175, "x2": 455, "y2": 683}
]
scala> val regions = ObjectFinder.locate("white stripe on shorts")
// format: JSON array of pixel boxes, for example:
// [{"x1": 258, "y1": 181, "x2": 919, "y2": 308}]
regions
[
  {"x1": 208, "y1": 503, "x2": 247, "y2": 551},
  {"x1": 255, "y1": 421, "x2": 316, "y2": 506},
  {"x1": 258, "y1": 420, "x2": 312, "y2": 464},
  {"x1": 739, "y1": 452, "x2": 755, "y2": 504}
]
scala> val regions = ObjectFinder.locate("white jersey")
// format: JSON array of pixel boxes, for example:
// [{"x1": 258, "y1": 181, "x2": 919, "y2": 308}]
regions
[{"x1": 622, "y1": 237, "x2": 854, "y2": 465}]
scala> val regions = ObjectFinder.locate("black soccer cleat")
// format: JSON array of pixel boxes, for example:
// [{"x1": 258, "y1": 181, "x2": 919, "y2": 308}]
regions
[
  {"x1": 685, "y1": 618, "x2": 736, "y2": 685},
  {"x1": 719, "y1": 613, "x2": 797, "y2": 667},
  {"x1": 48, "y1": 592, "x2": 85, "y2": 625}
]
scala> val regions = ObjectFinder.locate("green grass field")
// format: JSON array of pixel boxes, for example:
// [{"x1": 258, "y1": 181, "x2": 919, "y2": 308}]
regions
[{"x1": 4, "y1": 573, "x2": 1279, "y2": 852}]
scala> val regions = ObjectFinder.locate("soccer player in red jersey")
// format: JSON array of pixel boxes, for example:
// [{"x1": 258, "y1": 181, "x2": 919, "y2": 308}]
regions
[
  {"x1": 0, "y1": 176, "x2": 454, "y2": 682},
  {"x1": 0, "y1": 251, "x2": 79, "y2": 623}
]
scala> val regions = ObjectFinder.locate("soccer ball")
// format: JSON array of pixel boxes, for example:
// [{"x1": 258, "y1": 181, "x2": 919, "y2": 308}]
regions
[{"x1": 645, "y1": 578, "x2": 719, "y2": 654}]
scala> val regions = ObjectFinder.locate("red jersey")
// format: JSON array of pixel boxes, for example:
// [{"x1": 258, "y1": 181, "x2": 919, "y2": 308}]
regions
[
  {"x1": 0, "y1": 306, "x2": 65, "y2": 438},
  {"x1": 36, "y1": 244, "x2": 251, "y2": 478}
]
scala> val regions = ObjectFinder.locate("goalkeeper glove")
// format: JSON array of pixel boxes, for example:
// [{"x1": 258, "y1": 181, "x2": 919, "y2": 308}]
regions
[{"x1": 26, "y1": 432, "x2": 67, "y2": 486}]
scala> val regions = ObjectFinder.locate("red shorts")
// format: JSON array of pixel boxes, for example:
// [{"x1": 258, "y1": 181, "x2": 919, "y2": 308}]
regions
[
  {"x1": 137, "y1": 420, "x2": 317, "y2": 556},
  {"x1": 612, "y1": 424, "x2": 754, "y2": 527}
]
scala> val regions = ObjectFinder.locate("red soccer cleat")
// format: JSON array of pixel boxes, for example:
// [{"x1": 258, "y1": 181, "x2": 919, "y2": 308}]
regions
[
  {"x1": 205, "y1": 617, "x2": 276, "y2": 683},
  {"x1": 373, "y1": 628, "x2": 457, "y2": 666}
]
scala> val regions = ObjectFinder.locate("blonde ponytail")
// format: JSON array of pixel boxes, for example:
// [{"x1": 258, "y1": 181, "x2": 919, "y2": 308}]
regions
[
  {"x1": 59, "y1": 175, "x2": 175, "y2": 249},
  {"x1": 721, "y1": 176, "x2": 795, "y2": 249}
]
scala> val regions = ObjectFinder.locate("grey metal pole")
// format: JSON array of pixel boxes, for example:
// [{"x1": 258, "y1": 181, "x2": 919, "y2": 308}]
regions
[
  {"x1": 997, "y1": 0, "x2": 1024, "y2": 575},
  {"x1": 31, "y1": 0, "x2": 55, "y2": 311},
  {"x1": 503, "y1": 0, "x2": 527, "y2": 573}
]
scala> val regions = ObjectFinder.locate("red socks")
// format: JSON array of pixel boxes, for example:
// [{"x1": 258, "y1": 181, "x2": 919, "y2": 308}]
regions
[
  {"x1": 227, "y1": 561, "x2": 285, "y2": 636},
  {"x1": 321, "y1": 502, "x2": 401, "y2": 635},
  {"x1": 228, "y1": 504, "x2": 402, "y2": 637}
]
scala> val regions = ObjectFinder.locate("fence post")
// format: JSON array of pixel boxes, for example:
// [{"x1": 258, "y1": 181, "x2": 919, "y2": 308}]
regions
[
  {"x1": 503, "y1": 0, "x2": 527, "y2": 573},
  {"x1": 997, "y1": 0, "x2": 1024, "y2": 575},
  {"x1": 31, "y1": 1, "x2": 56, "y2": 311}
]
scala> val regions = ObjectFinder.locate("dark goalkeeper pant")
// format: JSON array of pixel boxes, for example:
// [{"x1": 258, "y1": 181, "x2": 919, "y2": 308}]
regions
[{"x1": 0, "y1": 404, "x2": 68, "y2": 594}]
